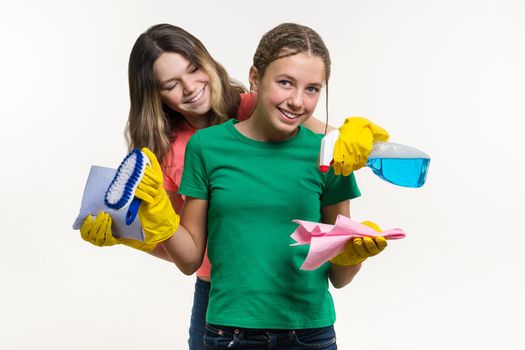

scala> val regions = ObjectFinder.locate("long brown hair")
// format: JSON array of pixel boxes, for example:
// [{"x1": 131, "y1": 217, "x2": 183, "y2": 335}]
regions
[
  {"x1": 125, "y1": 24, "x2": 246, "y2": 163},
  {"x1": 252, "y1": 23, "x2": 331, "y2": 132}
]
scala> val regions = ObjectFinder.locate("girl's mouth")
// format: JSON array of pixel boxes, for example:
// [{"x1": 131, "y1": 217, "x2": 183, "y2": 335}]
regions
[
  {"x1": 186, "y1": 84, "x2": 206, "y2": 104},
  {"x1": 278, "y1": 107, "x2": 302, "y2": 120}
]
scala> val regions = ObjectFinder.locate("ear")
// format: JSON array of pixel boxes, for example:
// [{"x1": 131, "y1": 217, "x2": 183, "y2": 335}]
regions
[{"x1": 248, "y1": 66, "x2": 259, "y2": 92}]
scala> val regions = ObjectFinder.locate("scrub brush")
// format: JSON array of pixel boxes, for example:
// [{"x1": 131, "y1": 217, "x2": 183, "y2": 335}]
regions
[{"x1": 104, "y1": 149, "x2": 150, "y2": 225}]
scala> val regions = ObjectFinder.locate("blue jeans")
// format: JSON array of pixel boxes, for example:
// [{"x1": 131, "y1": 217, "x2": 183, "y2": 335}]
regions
[
  {"x1": 188, "y1": 278, "x2": 211, "y2": 350},
  {"x1": 204, "y1": 323, "x2": 337, "y2": 349}
]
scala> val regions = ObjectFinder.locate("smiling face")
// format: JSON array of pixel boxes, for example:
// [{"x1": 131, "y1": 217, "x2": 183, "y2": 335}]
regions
[
  {"x1": 153, "y1": 52, "x2": 211, "y2": 125},
  {"x1": 249, "y1": 52, "x2": 325, "y2": 140}
]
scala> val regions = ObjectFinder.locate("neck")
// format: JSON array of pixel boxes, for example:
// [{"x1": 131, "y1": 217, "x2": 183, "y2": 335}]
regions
[
  {"x1": 182, "y1": 113, "x2": 210, "y2": 130},
  {"x1": 237, "y1": 109, "x2": 298, "y2": 142}
]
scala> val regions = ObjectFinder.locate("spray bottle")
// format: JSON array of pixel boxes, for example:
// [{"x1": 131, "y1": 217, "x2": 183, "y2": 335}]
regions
[{"x1": 319, "y1": 130, "x2": 430, "y2": 188}]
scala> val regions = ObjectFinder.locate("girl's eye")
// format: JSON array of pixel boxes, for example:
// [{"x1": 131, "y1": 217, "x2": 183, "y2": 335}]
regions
[
  {"x1": 190, "y1": 66, "x2": 199, "y2": 73},
  {"x1": 160, "y1": 80, "x2": 178, "y2": 91},
  {"x1": 165, "y1": 82, "x2": 178, "y2": 91},
  {"x1": 306, "y1": 86, "x2": 320, "y2": 93},
  {"x1": 279, "y1": 80, "x2": 291, "y2": 87}
]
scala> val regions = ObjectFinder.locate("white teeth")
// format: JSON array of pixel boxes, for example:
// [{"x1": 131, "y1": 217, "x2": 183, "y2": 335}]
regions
[
  {"x1": 279, "y1": 108, "x2": 301, "y2": 119},
  {"x1": 188, "y1": 86, "x2": 205, "y2": 103}
]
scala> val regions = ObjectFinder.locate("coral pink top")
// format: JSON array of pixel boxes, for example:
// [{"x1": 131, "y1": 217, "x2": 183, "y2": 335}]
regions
[{"x1": 162, "y1": 93, "x2": 256, "y2": 278}]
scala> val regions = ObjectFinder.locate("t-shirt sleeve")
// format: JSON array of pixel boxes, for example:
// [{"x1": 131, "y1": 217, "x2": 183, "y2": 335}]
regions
[
  {"x1": 320, "y1": 169, "x2": 361, "y2": 207},
  {"x1": 163, "y1": 170, "x2": 178, "y2": 192},
  {"x1": 178, "y1": 133, "x2": 209, "y2": 199},
  {"x1": 236, "y1": 93, "x2": 257, "y2": 121}
]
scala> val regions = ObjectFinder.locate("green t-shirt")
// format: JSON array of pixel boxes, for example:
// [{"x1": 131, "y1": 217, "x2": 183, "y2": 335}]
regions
[{"x1": 179, "y1": 120, "x2": 361, "y2": 329}]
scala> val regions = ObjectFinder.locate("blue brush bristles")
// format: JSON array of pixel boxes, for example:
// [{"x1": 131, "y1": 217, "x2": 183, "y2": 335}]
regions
[{"x1": 105, "y1": 149, "x2": 146, "y2": 211}]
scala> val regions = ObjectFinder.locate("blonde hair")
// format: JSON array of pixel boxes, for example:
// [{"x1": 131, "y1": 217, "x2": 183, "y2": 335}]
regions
[{"x1": 126, "y1": 24, "x2": 246, "y2": 163}]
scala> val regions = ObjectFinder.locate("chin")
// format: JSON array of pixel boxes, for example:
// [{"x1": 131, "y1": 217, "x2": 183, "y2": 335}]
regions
[
  {"x1": 279, "y1": 116, "x2": 305, "y2": 130},
  {"x1": 192, "y1": 101, "x2": 212, "y2": 117},
  {"x1": 271, "y1": 121, "x2": 300, "y2": 138}
]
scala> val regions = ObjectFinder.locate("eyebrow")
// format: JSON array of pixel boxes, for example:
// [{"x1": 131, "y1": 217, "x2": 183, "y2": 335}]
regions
[{"x1": 277, "y1": 74, "x2": 323, "y2": 88}]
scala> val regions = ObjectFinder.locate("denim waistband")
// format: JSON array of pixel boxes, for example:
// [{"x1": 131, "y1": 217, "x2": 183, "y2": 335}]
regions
[
  {"x1": 195, "y1": 277, "x2": 211, "y2": 290},
  {"x1": 207, "y1": 323, "x2": 333, "y2": 337}
]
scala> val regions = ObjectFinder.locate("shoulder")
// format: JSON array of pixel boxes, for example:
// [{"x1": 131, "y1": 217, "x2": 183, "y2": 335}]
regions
[
  {"x1": 302, "y1": 116, "x2": 331, "y2": 134},
  {"x1": 299, "y1": 126, "x2": 323, "y2": 144},
  {"x1": 236, "y1": 93, "x2": 257, "y2": 121},
  {"x1": 192, "y1": 121, "x2": 232, "y2": 144}
]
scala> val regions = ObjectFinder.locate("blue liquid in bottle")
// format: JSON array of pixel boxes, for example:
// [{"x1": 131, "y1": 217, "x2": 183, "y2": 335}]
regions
[
  {"x1": 366, "y1": 142, "x2": 431, "y2": 188},
  {"x1": 367, "y1": 157, "x2": 430, "y2": 188}
]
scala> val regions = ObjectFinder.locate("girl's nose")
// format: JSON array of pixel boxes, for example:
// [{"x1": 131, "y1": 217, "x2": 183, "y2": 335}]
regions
[
  {"x1": 287, "y1": 90, "x2": 303, "y2": 109},
  {"x1": 181, "y1": 77, "x2": 196, "y2": 96}
]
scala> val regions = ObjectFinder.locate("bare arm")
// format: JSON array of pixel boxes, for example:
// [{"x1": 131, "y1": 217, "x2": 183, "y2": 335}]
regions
[
  {"x1": 302, "y1": 116, "x2": 336, "y2": 134},
  {"x1": 160, "y1": 196, "x2": 208, "y2": 275},
  {"x1": 146, "y1": 190, "x2": 184, "y2": 262},
  {"x1": 323, "y1": 200, "x2": 362, "y2": 289}
]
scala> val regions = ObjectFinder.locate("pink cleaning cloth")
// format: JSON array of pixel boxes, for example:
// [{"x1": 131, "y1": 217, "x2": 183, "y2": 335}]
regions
[{"x1": 290, "y1": 214, "x2": 406, "y2": 270}]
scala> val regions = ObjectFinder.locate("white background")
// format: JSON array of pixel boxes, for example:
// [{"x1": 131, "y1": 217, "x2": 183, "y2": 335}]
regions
[{"x1": 1, "y1": 0, "x2": 524, "y2": 349}]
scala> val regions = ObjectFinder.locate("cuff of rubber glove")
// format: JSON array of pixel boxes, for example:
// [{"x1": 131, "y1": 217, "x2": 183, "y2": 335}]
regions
[
  {"x1": 330, "y1": 254, "x2": 366, "y2": 267},
  {"x1": 120, "y1": 239, "x2": 157, "y2": 253},
  {"x1": 147, "y1": 213, "x2": 181, "y2": 244}
]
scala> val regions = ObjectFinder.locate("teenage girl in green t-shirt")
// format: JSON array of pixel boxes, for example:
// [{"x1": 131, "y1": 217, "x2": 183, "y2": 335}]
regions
[
  {"x1": 129, "y1": 23, "x2": 389, "y2": 349},
  {"x1": 79, "y1": 23, "x2": 390, "y2": 350}
]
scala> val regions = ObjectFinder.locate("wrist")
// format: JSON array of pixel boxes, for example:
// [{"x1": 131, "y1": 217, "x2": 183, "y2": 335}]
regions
[
  {"x1": 120, "y1": 238, "x2": 157, "y2": 252},
  {"x1": 330, "y1": 254, "x2": 366, "y2": 267}
]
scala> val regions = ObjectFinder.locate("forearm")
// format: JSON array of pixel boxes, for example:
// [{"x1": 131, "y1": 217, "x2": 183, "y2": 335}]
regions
[
  {"x1": 147, "y1": 244, "x2": 173, "y2": 262},
  {"x1": 329, "y1": 262, "x2": 361, "y2": 288},
  {"x1": 161, "y1": 225, "x2": 205, "y2": 275},
  {"x1": 321, "y1": 199, "x2": 361, "y2": 288},
  {"x1": 302, "y1": 116, "x2": 336, "y2": 134},
  {"x1": 133, "y1": 151, "x2": 207, "y2": 273},
  {"x1": 154, "y1": 192, "x2": 206, "y2": 273}
]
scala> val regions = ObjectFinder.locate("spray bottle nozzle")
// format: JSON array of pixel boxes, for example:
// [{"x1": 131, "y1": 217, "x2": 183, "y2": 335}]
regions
[{"x1": 318, "y1": 130, "x2": 340, "y2": 173}]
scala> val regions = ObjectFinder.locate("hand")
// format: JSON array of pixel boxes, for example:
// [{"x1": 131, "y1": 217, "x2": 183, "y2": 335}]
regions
[
  {"x1": 80, "y1": 212, "x2": 156, "y2": 252},
  {"x1": 135, "y1": 148, "x2": 180, "y2": 244},
  {"x1": 330, "y1": 221, "x2": 388, "y2": 266},
  {"x1": 80, "y1": 212, "x2": 118, "y2": 247},
  {"x1": 332, "y1": 117, "x2": 390, "y2": 175}
]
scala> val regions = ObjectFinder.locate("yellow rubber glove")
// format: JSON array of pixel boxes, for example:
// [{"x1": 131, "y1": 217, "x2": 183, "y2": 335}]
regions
[
  {"x1": 330, "y1": 221, "x2": 388, "y2": 266},
  {"x1": 80, "y1": 213, "x2": 157, "y2": 252},
  {"x1": 134, "y1": 147, "x2": 180, "y2": 244},
  {"x1": 333, "y1": 117, "x2": 390, "y2": 176}
]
